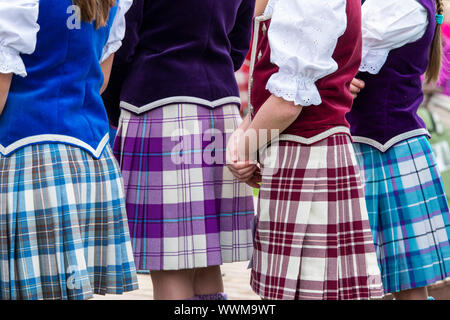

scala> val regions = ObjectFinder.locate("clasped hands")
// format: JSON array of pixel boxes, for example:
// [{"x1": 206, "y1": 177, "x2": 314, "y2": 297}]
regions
[{"x1": 226, "y1": 128, "x2": 261, "y2": 188}]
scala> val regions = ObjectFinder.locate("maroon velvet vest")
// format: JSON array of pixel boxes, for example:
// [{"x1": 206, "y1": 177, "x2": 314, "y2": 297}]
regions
[{"x1": 249, "y1": 0, "x2": 362, "y2": 143}]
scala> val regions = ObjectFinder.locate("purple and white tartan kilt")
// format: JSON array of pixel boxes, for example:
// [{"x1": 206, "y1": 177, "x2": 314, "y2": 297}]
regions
[
  {"x1": 113, "y1": 103, "x2": 255, "y2": 271},
  {"x1": 0, "y1": 144, "x2": 138, "y2": 300},
  {"x1": 250, "y1": 135, "x2": 384, "y2": 300}
]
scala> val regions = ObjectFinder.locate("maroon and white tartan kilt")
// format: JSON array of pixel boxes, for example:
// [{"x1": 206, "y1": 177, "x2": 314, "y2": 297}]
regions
[{"x1": 250, "y1": 134, "x2": 384, "y2": 300}]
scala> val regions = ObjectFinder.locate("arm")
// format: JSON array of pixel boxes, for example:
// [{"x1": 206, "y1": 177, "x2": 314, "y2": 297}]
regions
[
  {"x1": 102, "y1": 0, "x2": 145, "y2": 66},
  {"x1": 242, "y1": 0, "x2": 347, "y2": 154},
  {"x1": 360, "y1": 0, "x2": 429, "y2": 74},
  {"x1": 101, "y1": 0, "x2": 144, "y2": 127},
  {"x1": 0, "y1": 73, "x2": 12, "y2": 114},
  {"x1": 100, "y1": 54, "x2": 114, "y2": 94},
  {"x1": 227, "y1": 0, "x2": 347, "y2": 183},
  {"x1": 0, "y1": 0, "x2": 39, "y2": 115},
  {"x1": 254, "y1": 0, "x2": 269, "y2": 16},
  {"x1": 100, "y1": 0, "x2": 135, "y2": 64},
  {"x1": 0, "y1": 0, "x2": 39, "y2": 77},
  {"x1": 228, "y1": 0, "x2": 256, "y2": 71}
]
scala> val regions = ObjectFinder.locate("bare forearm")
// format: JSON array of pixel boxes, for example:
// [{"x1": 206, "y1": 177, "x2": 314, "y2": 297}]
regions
[
  {"x1": 241, "y1": 95, "x2": 302, "y2": 157},
  {"x1": 0, "y1": 73, "x2": 13, "y2": 114},
  {"x1": 100, "y1": 54, "x2": 114, "y2": 94},
  {"x1": 255, "y1": 0, "x2": 269, "y2": 16}
]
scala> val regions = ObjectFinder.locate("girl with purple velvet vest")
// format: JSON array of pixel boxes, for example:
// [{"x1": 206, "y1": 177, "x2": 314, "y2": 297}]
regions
[
  {"x1": 102, "y1": 0, "x2": 256, "y2": 300},
  {"x1": 226, "y1": 0, "x2": 383, "y2": 300},
  {"x1": 347, "y1": 0, "x2": 450, "y2": 300}
]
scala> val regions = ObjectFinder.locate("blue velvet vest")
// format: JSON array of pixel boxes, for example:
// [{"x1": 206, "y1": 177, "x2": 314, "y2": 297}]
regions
[{"x1": 0, "y1": 0, "x2": 118, "y2": 158}]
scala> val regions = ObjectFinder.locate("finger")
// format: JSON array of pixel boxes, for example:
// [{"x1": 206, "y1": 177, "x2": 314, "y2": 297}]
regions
[
  {"x1": 235, "y1": 165, "x2": 257, "y2": 176},
  {"x1": 246, "y1": 176, "x2": 262, "y2": 188},
  {"x1": 228, "y1": 166, "x2": 258, "y2": 180},
  {"x1": 246, "y1": 180, "x2": 261, "y2": 188},
  {"x1": 228, "y1": 161, "x2": 257, "y2": 169},
  {"x1": 352, "y1": 78, "x2": 365, "y2": 89},
  {"x1": 233, "y1": 168, "x2": 258, "y2": 181},
  {"x1": 227, "y1": 163, "x2": 254, "y2": 173},
  {"x1": 350, "y1": 84, "x2": 360, "y2": 94}
]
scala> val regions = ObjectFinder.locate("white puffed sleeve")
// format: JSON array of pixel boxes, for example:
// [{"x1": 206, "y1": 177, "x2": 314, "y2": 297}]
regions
[
  {"x1": 101, "y1": 0, "x2": 134, "y2": 63},
  {"x1": 360, "y1": 0, "x2": 429, "y2": 74},
  {"x1": 265, "y1": 0, "x2": 347, "y2": 107},
  {"x1": 0, "y1": 0, "x2": 39, "y2": 77}
]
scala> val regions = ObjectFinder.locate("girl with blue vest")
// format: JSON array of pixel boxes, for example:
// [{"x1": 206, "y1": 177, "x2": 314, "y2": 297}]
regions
[
  {"x1": 0, "y1": 0, "x2": 138, "y2": 299},
  {"x1": 347, "y1": 0, "x2": 450, "y2": 300},
  {"x1": 102, "y1": 0, "x2": 256, "y2": 300}
]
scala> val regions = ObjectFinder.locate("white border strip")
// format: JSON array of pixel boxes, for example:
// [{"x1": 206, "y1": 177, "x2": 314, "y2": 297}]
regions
[
  {"x1": 120, "y1": 96, "x2": 241, "y2": 114},
  {"x1": 352, "y1": 128, "x2": 430, "y2": 152},
  {"x1": 0, "y1": 133, "x2": 110, "y2": 159},
  {"x1": 279, "y1": 126, "x2": 351, "y2": 145}
]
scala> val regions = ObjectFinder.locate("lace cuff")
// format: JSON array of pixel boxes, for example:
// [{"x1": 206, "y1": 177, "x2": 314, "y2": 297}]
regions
[
  {"x1": 359, "y1": 48, "x2": 390, "y2": 75},
  {"x1": 0, "y1": 45, "x2": 27, "y2": 77},
  {"x1": 266, "y1": 72, "x2": 322, "y2": 107}
]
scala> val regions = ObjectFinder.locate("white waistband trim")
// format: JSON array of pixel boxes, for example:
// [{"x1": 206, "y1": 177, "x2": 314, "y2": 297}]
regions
[
  {"x1": 0, "y1": 133, "x2": 110, "y2": 159},
  {"x1": 120, "y1": 96, "x2": 241, "y2": 114},
  {"x1": 278, "y1": 126, "x2": 351, "y2": 145},
  {"x1": 352, "y1": 128, "x2": 430, "y2": 152}
]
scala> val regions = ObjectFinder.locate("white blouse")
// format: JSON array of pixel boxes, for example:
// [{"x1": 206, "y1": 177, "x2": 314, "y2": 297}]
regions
[
  {"x1": 264, "y1": 0, "x2": 347, "y2": 107},
  {"x1": 0, "y1": 0, "x2": 133, "y2": 77},
  {"x1": 101, "y1": 0, "x2": 133, "y2": 63},
  {"x1": 360, "y1": 0, "x2": 429, "y2": 74},
  {"x1": 0, "y1": 0, "x2": 39, "y2": 77}
]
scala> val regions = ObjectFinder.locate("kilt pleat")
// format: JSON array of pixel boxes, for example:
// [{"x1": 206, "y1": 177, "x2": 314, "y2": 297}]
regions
[
  {"x1": 250, "y1": 135, "x2": 383, "y2": 300},
  {"x1": 354, "y1": 135, "x2": 450, "y2": 294},
  {"x1": 113, "y1": 104, "x2": 255, "y2": 271},
  {"x1": 0, "y1": 144, "x2": 138, "y2": 300}
]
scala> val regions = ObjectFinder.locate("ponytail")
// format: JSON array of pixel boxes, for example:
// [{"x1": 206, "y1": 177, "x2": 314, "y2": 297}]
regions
[
  {"x1": 73, "y1": 0, "x2": 116, "y2": 29},
  {"x1": 425, "y1": 0, "x2": 444, "y2": 83}
]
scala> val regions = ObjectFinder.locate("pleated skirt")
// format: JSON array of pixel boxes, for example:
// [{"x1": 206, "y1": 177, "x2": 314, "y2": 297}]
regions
[
  {"x1": 0, "y1": 144, "x2": 138, "y2": 300},
  {"x1": 251, "y1": 135, "x2": 384, "y2": 300},
  {"x1": 354, "y1": 135, "x2": 450, "y2": 294},
  {"x1": 113, "y1": 103, "x2": 255, "y2": 271}
]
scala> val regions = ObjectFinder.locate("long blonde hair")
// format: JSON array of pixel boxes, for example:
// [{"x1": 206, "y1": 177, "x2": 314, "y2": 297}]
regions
[{"x1": 73, "y1": 0, "x2": 116, "y2": 28}]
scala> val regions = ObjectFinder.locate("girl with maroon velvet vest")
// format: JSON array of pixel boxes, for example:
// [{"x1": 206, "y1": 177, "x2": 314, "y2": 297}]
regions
[
  {"x1": 348, "y1": 0, "x2": 450, "y2": 300},
  {"x1": 226, "y1": 0, "x2": 383, "y2": 300}
]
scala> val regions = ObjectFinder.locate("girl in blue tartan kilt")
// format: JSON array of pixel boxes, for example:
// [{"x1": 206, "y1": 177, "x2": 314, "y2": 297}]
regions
[
  {"x1": 347, "y1": 0, "x2": 450, "y2": 300},
  {"x1": 0, "y1": 0, "x2": 138, "y2": 299}
]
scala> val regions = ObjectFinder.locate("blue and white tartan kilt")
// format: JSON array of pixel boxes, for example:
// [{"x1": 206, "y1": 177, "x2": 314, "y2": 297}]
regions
[
  {"x1": 353, "y1": 135, "x2": 450, "y2": 294},
  {"x1": 0, "y1": 143, "x2": 138, "y2": 300}
]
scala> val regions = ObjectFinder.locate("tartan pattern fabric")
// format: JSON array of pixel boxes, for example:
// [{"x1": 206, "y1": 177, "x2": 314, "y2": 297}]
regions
[
  {"x1": 113, "y1": 104, "x2": 255, "y2": 271},
  {"x1": 250, "y1": 135, "x2": 384, "y2": 300},
  {"x1": 353, "y1": 135, "x2": 450, "y2": 294},
  {"x1": 0, "y1": 144, "x2": 138, "y2": 300}
]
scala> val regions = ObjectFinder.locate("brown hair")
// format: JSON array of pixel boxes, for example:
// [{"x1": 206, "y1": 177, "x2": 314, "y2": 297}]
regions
[
  {"x1": 425, "y1": 0, "x2": 444, "y2": 83},
  {"x1": 73, "y1": 0, "x2": 116, "y2": 29}
]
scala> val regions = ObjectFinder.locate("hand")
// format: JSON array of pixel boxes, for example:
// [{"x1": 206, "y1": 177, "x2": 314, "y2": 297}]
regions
[
  {"x1": 227, "y1": 161, "x2": 258, "y2": 182},
  {"x1": 244, "y1": 168, "x2": 262, "y2": 189},
  {"x1": 350, "y1": 78, "x2": 365, "y2": 99}
]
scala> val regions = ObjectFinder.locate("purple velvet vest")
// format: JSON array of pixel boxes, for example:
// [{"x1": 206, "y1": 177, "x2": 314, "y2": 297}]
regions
[{"x1": 346, "y1": 0, "x2": 436, "y2": 151}]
